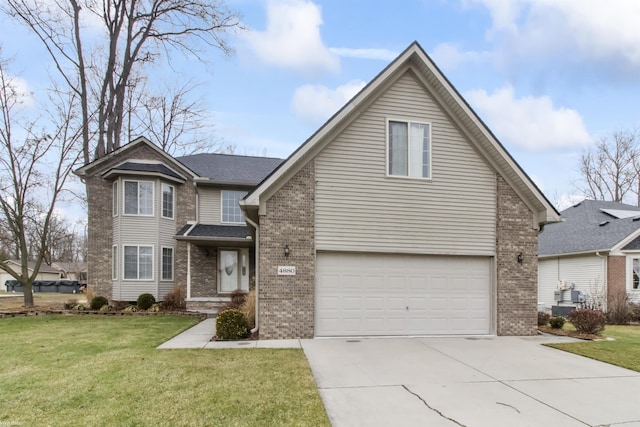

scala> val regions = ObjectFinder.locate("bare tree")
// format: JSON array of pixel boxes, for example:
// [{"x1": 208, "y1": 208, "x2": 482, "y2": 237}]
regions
[
  {"x1": 577, "y1": 130, "x2": 639, "y2": 204},
  {"x1": 4, "y1": 0, "x2": 240, "y2": 163},
  {"x1": 0, "y1": 54, "x2": 81, "y2": 306},
  {"x1": 126, "y1": 80, "x2": 234, "y2": 156}
]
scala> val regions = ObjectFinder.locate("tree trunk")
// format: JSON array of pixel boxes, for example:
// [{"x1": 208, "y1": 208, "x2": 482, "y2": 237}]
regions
[{"x1": 22, "y1": 282, "x2": 34, "y2": 307}]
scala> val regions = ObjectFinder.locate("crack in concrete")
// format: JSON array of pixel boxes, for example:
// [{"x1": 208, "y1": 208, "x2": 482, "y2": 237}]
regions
[
  {"x1": 496, "y1": 401, "x2": 520, "y2": 414},
  {"x1": 402, "y1": 385, "x2": 466, "y2": 427}
]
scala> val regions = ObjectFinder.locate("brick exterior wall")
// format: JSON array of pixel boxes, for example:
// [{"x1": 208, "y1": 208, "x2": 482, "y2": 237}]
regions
[
  {"x1": 607, "y1": 255, "x2": 627, "y2": 303},
  {"x1": 258, "y1": 161, "x2": 315, "y2": 339},
  {"x1": 189, "y1": 246, "x2": 217, "y2": 297},
  {"x1": 496, "y1": 174, "x2": 539, "y2": 336},
  {"x1": 85, "y1": 174, "x2": 114, "y2": 299}
]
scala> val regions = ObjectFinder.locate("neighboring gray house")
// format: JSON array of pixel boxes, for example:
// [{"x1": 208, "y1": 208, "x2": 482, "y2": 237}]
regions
[
  {"x1": 77, "y1": 42, "x2": 560, "y2": 339},
  {"x1": 538, "y1": 199, "x2": 640, "y2": 312}
]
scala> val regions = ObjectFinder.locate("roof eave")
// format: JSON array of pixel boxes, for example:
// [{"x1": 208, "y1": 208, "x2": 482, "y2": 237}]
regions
[{"x1": 102, "y1": 169, "x2": 186, "y2": 184}]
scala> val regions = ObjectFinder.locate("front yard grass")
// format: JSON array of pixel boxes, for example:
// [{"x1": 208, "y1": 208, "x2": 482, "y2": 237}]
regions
[
  {"x1": 0, "y1": 315, "x2": 329, "y2": 426},
  {"x1": 547, "y1": 325, "x2": 640, "y2": 372}
]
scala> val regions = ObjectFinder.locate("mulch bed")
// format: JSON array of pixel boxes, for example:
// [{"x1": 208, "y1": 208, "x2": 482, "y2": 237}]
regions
[
  {"x1": 0, "y1": 308, "x2": 206, "y2": 319},
  {"x1": 538, "y1": 326, "x2": 604, "y2": 341}
]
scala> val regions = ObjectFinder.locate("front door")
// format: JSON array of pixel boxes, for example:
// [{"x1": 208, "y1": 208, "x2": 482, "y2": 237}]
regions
[{"x1": 220, "y1": 250, "x2": 239, "y2": 292}]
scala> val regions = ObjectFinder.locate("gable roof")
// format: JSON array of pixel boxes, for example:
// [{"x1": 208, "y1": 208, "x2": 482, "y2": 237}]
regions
[
  {"x1": 4, "y1": 260, "x2": 61, "y2": 274},
  {"x1": 242, "y1": 41, "x2": 560, "y2": 226},
  {"x1": 176, "y1": 153, "x2": 283, "y2": 186},
  {"x1": 102, "y1": 161, "x2": 186, "y2": 183},
  {"x1": 74, "y1": 137, "x2": 196, "y2": 180},
  {"x1": 539, "y1": 199, "x2": 640, "y2": 256}
]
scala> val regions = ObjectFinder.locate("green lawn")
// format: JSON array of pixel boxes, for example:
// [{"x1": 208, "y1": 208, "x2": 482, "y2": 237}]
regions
[
  {"x1": 0, "y1": 315, "x2": 329, "y2": 426},
  {"x1": 547, "y1": 325, "x2": 640, "y2": 372}
]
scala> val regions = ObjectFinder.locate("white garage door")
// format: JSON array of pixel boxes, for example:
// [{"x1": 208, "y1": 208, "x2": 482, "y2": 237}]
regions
[{"x1": 316, "y1": 253, "x2": 492, "y2": 336}]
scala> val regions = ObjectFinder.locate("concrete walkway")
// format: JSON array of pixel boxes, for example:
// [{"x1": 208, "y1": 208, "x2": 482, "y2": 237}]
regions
[{"x1": 157, "y1": 318, "x2": 301, "y2": 349}]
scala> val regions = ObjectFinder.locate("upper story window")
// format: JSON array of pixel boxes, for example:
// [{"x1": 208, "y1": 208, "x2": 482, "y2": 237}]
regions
[
  {"x1": 124, "y1": 180, "x2": 153, "y2": 216},
  {"x1": 221, "y1": 190, "x2": 247, "y2": 224},
  {"x1": 162, "y1": 183, "x2": 174, "y2": 219},
  {"x1": 388, "y1": 120, "x2": 431, "y2": 179}
]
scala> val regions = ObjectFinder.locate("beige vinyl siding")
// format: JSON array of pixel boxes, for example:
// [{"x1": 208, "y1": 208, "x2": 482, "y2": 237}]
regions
[
  {"x1": 315, "y1": 70, "x2": 496, "y2": 255},
  {"x1": 113, "y1": 178, "x2": 178, "y2": 301},
  {"x1": 538, "y1": 255, "x2": 606, "y2": 309},
  {"x1": 199, "y1": 187, "x2": 221, "y2": 224}
]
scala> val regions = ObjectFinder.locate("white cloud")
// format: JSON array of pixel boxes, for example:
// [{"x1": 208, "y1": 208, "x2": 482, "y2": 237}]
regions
[
  {"x1": 243, "y1": 0, "x2": 339, "y2": 74},
  {"x1": 465, "y1": 85, "x2": 591, "y2": 150},
  {"x1": 329, "y1": 48, "x2": 398, "y2": 61},
  {"x1": 431, "y1": 43, "x2": 492, "y2": 70},
  {"x1": 291, "y1": 80, "x2": 366, "y2": 124},
  {"x1": 467, "y1": 0, "x2": 640, "y2": 73}
]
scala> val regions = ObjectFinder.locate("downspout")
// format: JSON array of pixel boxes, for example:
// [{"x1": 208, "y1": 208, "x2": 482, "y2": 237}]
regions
[
  {"x1": 244, "y1": 215, "x2": 260, "y2": 334},
  {"x1": 596, "y1": 251, "x2": 607, "y2": 311}
]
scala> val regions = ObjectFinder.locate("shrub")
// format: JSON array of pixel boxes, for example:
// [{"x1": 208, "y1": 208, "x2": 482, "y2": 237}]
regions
[
  {"x1": 221, "y1": 290, "x2": 247, "y2": 311},
  {"x1": 216, "y1": 309, "x2": 249, "y2": 340},
  {"x1": 73, "y1": 304, "x2": 85, "y2": 311},
  {"x1": 549, "y1": 316, "x2": 565, "y2": 329},
  {"x1": 99, "y1": 304, "x2": 112, "y2": 312},
  {"x1": 568, "y1": 309, "x2": 606, "y2": 335},
  {"x1": 606, "y1": 292, "x2": 631, "y2": 325},
  {"x1": 147, "y1": 303, "x2": 160, "y2": 312},
  {"x1": 64, "y1": 299, "x2": 78, "y2": 310},
  {"x1": 162, "y1": 287, "x2": 186, "y2": 311},
  {"x1": 90, "y1": 296, "x2": 109, "y2": 310},
  {"x1": 84, "y1": 287, "x2": 95, "y2": 304},
  {"x1": 122, "y1": 305, "x2": 138, "y2": 313},
  {"x1": 630, "y1": 303, "x2": 640, "y2": 323},
  {"x1": 537, "y1": 311, "x2": 550, "y2": 327},
  {"x1": 137, "y1": 293, "x2": 156, "y2": 310},
  {"x1": 239, "y1": 290, "x2": 256, "y2": 329}
]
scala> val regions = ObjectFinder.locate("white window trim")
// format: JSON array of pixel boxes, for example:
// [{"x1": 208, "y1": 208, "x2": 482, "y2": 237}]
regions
[
  {"x1": 385, "y1": 117, "x2": 432, "y2": 180},
  {"x1": 626, "y1": 254, "x2": 640, "y2": 293},
  {"x1": 112, "y1": 245, "x2": 117, "y2": 280},
  {"x1": 161, "y1": 183, "x2": 175, "y2": 220},
  {"x1": 123, "y1": 180, "x2": 155, "y2": 217},
  {"x1": 122, "y1": 244, "x2": 154, "y2": 281},
  {"x1": 220, "y1": 190, "x2": 247, "y2": 224},
  {"x1": 161, "y1": 246, "x2": 174, "y2": 282},
  {"x1": 112, "y1": 181, "x2": 118, "y2": 217}
]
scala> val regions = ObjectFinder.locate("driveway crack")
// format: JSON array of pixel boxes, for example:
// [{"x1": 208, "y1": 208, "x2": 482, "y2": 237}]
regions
[{"x1": 402, "y1": 385, "x2": 466, "y2": 427}]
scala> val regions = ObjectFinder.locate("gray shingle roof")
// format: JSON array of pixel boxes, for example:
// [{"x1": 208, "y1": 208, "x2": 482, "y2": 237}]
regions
[
  {"x1": 176, "y1": 153, "x2": 283, "y2": 185},
  {"x1": 105, "y1": 162, "x2": 184, "y2": 180},
  {"x1": 176, "y1": 224, "x2": 250, "y2": 239},
  {"x1": 539, "y1": 200, "x2": 640, "y2": 256}
]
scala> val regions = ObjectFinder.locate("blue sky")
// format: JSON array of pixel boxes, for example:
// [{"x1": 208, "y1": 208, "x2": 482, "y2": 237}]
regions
[{"x1": 4, "y1": 0, "x2": 640, "y2": 218}]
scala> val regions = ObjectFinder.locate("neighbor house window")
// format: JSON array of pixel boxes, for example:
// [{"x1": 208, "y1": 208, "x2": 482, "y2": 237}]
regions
[
  {"x1": 161, "y1": 247, "x2": 174, "y2": 281},
  {"x1": 388, "y1": 120, "x2": 431, "y2": 179},
  {"x1": 124, "y1": 180, "x2": 153, "y2": 215},
  {"x1": 222, "y1": 190, "x2": 247, "y2": 224},
  {"x1": 123, "y1": 245, "x2": 153, "y2": 280},
  {"x1": 112, "y1": 245, "x2": 117, "y2": 280},
  {"x1": 633, "y1": 258, "x2": 640, "y2": 290},
  {"x1": 112, "y1": 182, "x2": 118, "y2": 216},
  {"x1": 162, "y1": 183, "x2": 174, "y2": 219}
]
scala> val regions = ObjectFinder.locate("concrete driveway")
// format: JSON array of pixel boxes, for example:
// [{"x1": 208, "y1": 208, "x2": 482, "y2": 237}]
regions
[{"x1": 301, "y1": 335, "x2": 640, "y2": 427}]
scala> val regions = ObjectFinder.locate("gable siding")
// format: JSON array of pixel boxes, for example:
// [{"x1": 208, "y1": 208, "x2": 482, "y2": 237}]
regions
[
  {"x1": 538, "y1": 255, "x2": 606, "y2": 310},
  {"x1": 315, "y1": 70, "x2": 496, "y2": 255},
  {"x1": 198, "y1": 187, "x2": 221, "y2": 224}
]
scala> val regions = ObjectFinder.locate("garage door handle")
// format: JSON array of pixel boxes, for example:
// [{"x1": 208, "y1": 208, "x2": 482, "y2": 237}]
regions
[{"x1": 406, "y1": 306, "x2": 409, "y2": 310}]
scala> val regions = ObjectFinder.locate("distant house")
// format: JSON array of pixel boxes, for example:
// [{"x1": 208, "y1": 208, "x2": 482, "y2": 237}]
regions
[
  {"x1": 52, "y1": 261, "x2": 88, "y2": 284},
  {"x1": 76, "y1": 42, "x2": 560, "y2": 339},
  {"x1": 538, "y1": 200, "x2": 640, "y2": 313},
  {"x1": 1, "y1": 260, "x2": 62, "y2": 289}
]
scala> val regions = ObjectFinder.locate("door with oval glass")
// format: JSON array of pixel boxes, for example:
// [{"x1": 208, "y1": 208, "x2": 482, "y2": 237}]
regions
[{"x1": 219, "y1": 249, "x2": 249, "y2": 293}]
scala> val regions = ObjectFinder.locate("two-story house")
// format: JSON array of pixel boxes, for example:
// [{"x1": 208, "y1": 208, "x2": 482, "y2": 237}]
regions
[
  {"x1": 77, "y1": 42, "x2": 560, "y2": 339},
  {"x1": 75, "y1": 144, "x2": 282, "y2": 312}
]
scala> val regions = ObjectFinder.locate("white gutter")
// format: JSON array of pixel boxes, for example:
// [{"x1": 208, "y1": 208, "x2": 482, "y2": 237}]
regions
[
  {"x1": 244, "y1": 214, "x2": 260, "y2": 334},
  {"x1": 187, "y1": 242, "x2": 192, "y2": 300}
]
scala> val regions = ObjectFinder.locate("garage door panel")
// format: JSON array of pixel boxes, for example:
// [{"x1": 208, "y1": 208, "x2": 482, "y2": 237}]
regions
[{"x1": 316, "y1": 253, "x2": 492, "y2": 336}]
